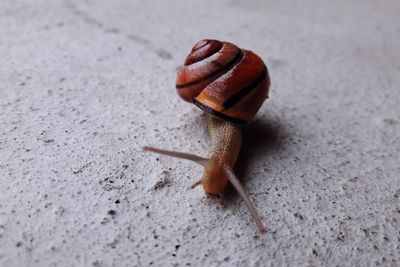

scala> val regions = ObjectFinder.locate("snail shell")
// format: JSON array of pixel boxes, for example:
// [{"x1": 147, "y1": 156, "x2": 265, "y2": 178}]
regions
[{"x1": 176, "y1": 39, "x2": 270, "y2": 125}]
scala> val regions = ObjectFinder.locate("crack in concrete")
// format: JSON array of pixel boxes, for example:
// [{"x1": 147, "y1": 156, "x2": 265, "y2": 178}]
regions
[
  {"x1": 64, "y1": 0, "x2": 172, "y2": 60},
  {"x1": 73, "y1": 161, "x2": 93, "y2": 175}
]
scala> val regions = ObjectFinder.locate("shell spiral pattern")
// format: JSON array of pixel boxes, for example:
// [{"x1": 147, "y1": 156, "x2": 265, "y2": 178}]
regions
[{"x1": 176, "y1": 39, "x2": 270, "y2": 125}]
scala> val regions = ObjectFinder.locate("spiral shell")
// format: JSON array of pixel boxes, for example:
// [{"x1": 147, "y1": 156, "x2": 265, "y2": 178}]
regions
[{"x1": 176, "y1": 39, "x2": 270, "y2": 125}]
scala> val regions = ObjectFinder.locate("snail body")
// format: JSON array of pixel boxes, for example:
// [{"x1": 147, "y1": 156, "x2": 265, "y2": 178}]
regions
[
  {"x1": 144, "y1": 39, "x2": 270, "y2": 234},
  {"x1": 201, "y1": 116, "x2": 242, "y2": 195}
]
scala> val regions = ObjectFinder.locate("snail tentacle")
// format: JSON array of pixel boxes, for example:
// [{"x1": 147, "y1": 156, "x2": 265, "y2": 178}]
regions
[
  {"x1": 143, "y1": 146, "x2": 208, "y2": 167},
  {"x1": 224, "y1": 167, "x2": 267, "y2": 234}
]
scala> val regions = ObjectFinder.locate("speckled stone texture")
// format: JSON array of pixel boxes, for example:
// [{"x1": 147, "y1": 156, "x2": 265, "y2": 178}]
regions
[{"x1": 1, "y1": 0, "x2": 400, "y2": 266}]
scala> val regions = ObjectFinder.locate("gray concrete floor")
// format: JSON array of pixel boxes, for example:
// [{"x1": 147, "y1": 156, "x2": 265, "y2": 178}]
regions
[{"x1": 1, "y1": 0, "x2": 400, "y2": 266}]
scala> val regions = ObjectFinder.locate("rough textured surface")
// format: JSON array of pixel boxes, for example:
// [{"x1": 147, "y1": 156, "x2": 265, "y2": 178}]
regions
[{"x1": 1, "y1": 0, "x2": 400, "y2": 266}]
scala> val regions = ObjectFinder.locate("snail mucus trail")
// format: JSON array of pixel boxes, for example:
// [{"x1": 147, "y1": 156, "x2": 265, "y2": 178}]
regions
[{"x1": 144, "y1": 39, "x2": 270, "y2": 234}]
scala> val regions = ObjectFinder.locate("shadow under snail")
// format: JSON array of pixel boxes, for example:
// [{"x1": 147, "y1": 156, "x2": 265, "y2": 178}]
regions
[{"x1": 144, "y1": 39, "x2": 271, "y2": 234}]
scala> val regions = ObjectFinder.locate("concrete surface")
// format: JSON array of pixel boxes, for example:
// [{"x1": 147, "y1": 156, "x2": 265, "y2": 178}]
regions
[{"x1": 1, "y1": 0, "x2": 400, "y2": 266}]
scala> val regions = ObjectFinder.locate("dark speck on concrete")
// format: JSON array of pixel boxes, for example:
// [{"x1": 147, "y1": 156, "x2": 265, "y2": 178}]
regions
[
  {"x1": 294, "y1": 213, "x2": 304, "y2": 220},
  {"x1": 92, "y1": 260, "x2": 101, "y2": 267},
  {"x1": 107, "y1": 210, "x2": 116, "y2": 216},
  {"x1": 43, "y1": 139, "x2": 55, "y2": 143},
  {"x1": 312, "y1": 249, "x2": 318, "y2": 256}
]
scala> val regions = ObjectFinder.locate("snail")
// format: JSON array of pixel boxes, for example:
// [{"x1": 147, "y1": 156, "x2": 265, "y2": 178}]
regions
[{"x1": 144, "y1": 39, "x2": 270, "y2": 234}]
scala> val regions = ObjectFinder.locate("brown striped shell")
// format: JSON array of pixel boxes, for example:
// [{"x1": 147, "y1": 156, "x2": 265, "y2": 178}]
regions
[{"x1": 176, "y1": 39, "x2": 270, "y2": 125}]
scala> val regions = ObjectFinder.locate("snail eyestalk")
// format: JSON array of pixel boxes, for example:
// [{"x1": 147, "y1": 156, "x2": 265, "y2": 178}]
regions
[
  {"x1": 224, "y1": 167, "x2": 267, "y2": 234},
  {"x1": 143, "y1": 146, "x2": 208, "y2": 166}
]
